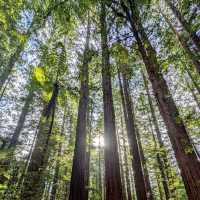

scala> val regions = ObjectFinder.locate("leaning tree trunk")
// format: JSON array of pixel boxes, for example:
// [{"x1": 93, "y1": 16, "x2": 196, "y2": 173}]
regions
[
  {"x1": 161, "y1": 11, "x2": 200, "y2": 74},
  {"x1": 100, "y1": 2, "x2": 123, "y2": 200},
  {"x1": 20, "y1": 83, "x2": 59, "y2": 200},
  {"x1": 142, "y1": 71, "x2": 171, "y2": 199},
  {"x1": 118, "y1": 69, "x2": 148, "y2": 200},
  {"x1": 0, "y1": 43, "x2": 25, "y2": 92},
  {"x1": 122, "y1": 1, "x2": 200, "y2": 199},
  {"x1": 185, "y1": 66, "x2": 200, "y2": 95},
  {"x1": 69, "y1": 19, "x2": 91, "y2": 200},
  {"x1": 165, "y1": 0, "x2": 200, "y2": 52},
  {"x1": 8, "y1": 89, "x2": 34, "y2": 148},
  {"x1": 0, "y1": 89, "x2": 34, "y2": 185},
  {"x1": 185, "y1": 78, "x2": 200, "y2": 110}
]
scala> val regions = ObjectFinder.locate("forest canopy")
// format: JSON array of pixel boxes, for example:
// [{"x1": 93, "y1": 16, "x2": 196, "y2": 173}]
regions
[{"x1": 0, "y1": 0, "x2": 200, "y2": 200}]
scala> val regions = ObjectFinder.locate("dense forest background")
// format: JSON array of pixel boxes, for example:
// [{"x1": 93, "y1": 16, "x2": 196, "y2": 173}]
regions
[{"x1": 0, "y1": 0, "x2": 200, "y2": 199}]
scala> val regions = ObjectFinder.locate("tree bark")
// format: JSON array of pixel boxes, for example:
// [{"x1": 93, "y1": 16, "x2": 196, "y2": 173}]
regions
[
  {"x1": 0, "y1": 43, "x2": 25, "y2": 92},
  {"x1": 8, "y1": 89, "x2": 34, "y2": 148},
  {"x1": 117, "y1": 131, "x2": 128, "y2": 200},
  {"x1": 50, "y1": 102, "x2": 68, "y2": 200},
  {"x1": 121, "y1": 1, "x2": 200, "y2": 199},
  {"x1": 120, "y1": 114, "x2": 132, "y2": 200},
  {"x1": 186, "y1": 67, "x2": 200, "y2": 95},
  {"x1": 155, "y1": 172, "x2": 164, "y2": 200},
  {"x1": 185, "y1": 78, "x2": 200, "y2": 110},
  {"x1": 85, "y1": 107, "x2": 93, "y2": 200},
  {"x1": 98, "y1": 133, "x2": 103, "y2": 200},
  {"x1": 118, "y1": 68, "x2": 148, "y2": 200},
  {"x1": 69, "y1": 19, "x2": 90, "y2": 200},
  {"x1": 142, "y1": 70, "x2": 171, "y2": 199},
  {"x1": 20, "y1": 83, "x2": 59, "y2": 200},
  {"x1": 136, "y1": 127, "x2": 154, "y2": 200},
  {"x1": 100, "y1": 2, "x2": 123, "y2": 200}
]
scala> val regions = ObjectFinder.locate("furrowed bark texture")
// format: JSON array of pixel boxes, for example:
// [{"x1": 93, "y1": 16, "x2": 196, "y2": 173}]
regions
[
  {"x1": 20, "y1": 83, "x2": 59, "y2": 200},
  {"x1": 100, "y1": 2, "x2": 123, "y2": 200},
  {"x1": 118, "y1": 69, "x2": 148, "y2": 200},
  {"x1": 69, "y1": 20, "x2": 90, "y2": 200},
  {"x1": 121, "y1": 1, "x2": 200, "y2": 199},
  {"x1": 9, "y1": 89, "x2": 34, "y2": 148}
]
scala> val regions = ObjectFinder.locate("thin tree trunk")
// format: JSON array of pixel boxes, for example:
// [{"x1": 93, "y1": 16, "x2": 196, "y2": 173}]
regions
[
  {"x1": 136, "y1": 127, "x2": 154, "y2": 200},
  {"x1": 0, "y1": 75, "x2": 11, "y2": 101},
  {"x1": 8, "y1": 89, "x2": 34, "y2": 148},
  {"x1": 69, "y1": 18, "x2": 90, "y2": 200},
  {"x1": 50, "y1": 102, "x2": 68, "y2": 200},
  {"x1": 142, "y1": 71, "x2": 171, "y2": 199},
  {"x1": 63, "y1": 108, "x2": 74, "y2": 200},
  {"x1": 0, "y1": 89, "x2": 35, "y2": 186},
  {"x1": 20, "y1": 83, "x2": 59, "y2": 200},
  {"x1": 85, "y1": 107, "x2": 93, "y2": 200},
  {"x1": 155, "y1": 172, "x2": 164, "y2": 200},
  {"x1": 117, "y1": 131, "x2": 127, "y2": 200},
  {"x1": 16, "y1": 120, "x2": 39, "y2": 192},
  {"x1": 120, "y1": 114, "x2": 132, "y2": 200},
  {"x1": 165, "y1": 0, "x2": 200, "y2": 52},
  {"x1": 0, "y1": 44, "x2": 25, "y2": 92},
  {"x1": 98, "y1": 133, "x2": 103, "y2": 200},
  {"x1": 185, "y1": 79, "x2": 200, "y2": 110},
  {"x1": 121, "y1": 1, "x2": 200, "y2": 198},
  {"x1": 161, "y1": 11, "x2": 200, "y2": 74},
  {"x1": 100, "y1": 2, "x2": 123, "y2": 199},
  {"x1": 118, "y1": 68, "x2": 148, "y2": 200},
  {"x1": 185, "y1": 67, "x2": 200, "y2": 95}
]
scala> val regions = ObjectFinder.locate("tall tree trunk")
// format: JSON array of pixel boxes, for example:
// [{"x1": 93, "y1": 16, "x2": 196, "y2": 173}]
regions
[
  {"x1": 85, "y1": 107, "x2": 93, "y2": 200},
  {"x1": 165, "y1": 0, "x2": 200, "y2": 52},
  {"x1": 100, "y1": 2, "x2": 123, "y2": 200},
  {"x1": 16, "y1": 121, "x2": 39, "y2": 192},
  {"x1": 117, "y1": 131, "x2": 128, "y2": 200},
  {"x1": 20, "y1": 83, "x2": 59, "y2": 200},
  {"x1": 69, "y1": 19, "x2": 90, "y2": 200},
  {"x1": 136, "y1": 127, "x2": 154, "y2": 200},
  {"x1": 0, "y1": 75, "x2": 11, "y2": 102},
  {"x1": 63, "y1": 108, "x2": 74, "y2": 200},
  {"x1": 50, "y1": 102, "x2": 68, "y2": 200},
  {"x1": 121, "y1": 1, "x2": 200, "y2": 199},
  {"x1": 0, "y1": 43, "x2": 25, "y2": 92},
  {"x1": 98, "y1": 133, "x2": 103, "y2": 200},
  {"x1": 142, "y1": 71, "x2": 171, "y2": 199},
  {"x1": 8, "y1": 89, "x2": 34, "y2": 148},
  {"x1": 161, "y1": 11, "x2": 200, "y2": 74},
  {"x1": 118, "y1": 68, "x2": 148, "y2": 200},
  {"x1": 0, "y1": 89, "x2": 34, "y2": 185},
  {"x1": 120, "y1": 114, "x2": 132, "y2": 200}
]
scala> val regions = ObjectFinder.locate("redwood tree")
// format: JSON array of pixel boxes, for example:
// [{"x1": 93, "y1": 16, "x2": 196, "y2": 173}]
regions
[
  {"x1": 100, "y1": 2, "x2": 123, "y2": 199},
  {"x1": 119, "y1": 0, "x2": 200, "y2": 199},
  {"x1": 69, "y1": 18, "x2": 91, "y2": 200}
]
